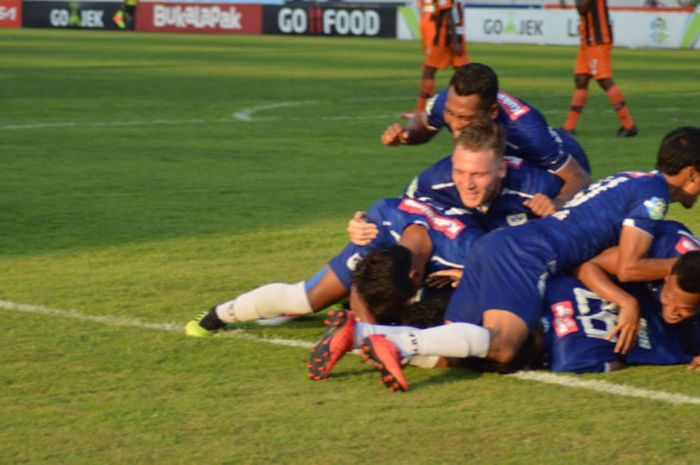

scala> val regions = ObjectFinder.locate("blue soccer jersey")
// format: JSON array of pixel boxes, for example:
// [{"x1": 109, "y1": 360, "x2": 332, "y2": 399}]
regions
[
  {"x1": 425, "y1": 89, "x2": 590, "y2": 173},
  {"x1": 405, "y1": 155, "x2": 563, "y2": 230},
  {"x1": 445, "y1": 171, "x2": 671, "y2": 330},
  {"x1": 327, "y1": 197, "x2": 485, "y2": 289},
  {"x1": 543, "y1": 220, "x2": 700, "y2": 372}
]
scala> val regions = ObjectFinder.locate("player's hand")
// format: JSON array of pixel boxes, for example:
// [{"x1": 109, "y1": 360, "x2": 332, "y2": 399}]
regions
[
  {"x1": 523, "y1": 193, "x2": 557, "y2": 217},
  {"x1": 607, "y1": 298, "x2": 640, "y2": 354},
  {"x1": 688, "y1": 356, "x2": 700, "y2": 371},
  {"x1": 347, "y1": 211, "x2": 378, "y2": 246},
  {"x1": 425, "y1": 269, "x2": 463, "y2": 288},
  {"x1": 381, "y1": 123, "x2": 410, "y2": 146}
]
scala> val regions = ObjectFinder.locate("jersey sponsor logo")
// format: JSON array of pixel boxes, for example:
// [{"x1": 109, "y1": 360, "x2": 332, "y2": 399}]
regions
[
  {"x1": 643, "y1": 197, "x2": 666, "y2": 220},
  {"x1": 398, "y1": 198, "x2": 465, "y2": 239},
  {"x1": 497, "y1": 91, "x2": 530, "y2": 121},
  {"x1": 675, "y1": 234, "x2": 700, "y2": 254},
  {"x1": 551, "y1": 301, "x2": 579, "y2": 337}
]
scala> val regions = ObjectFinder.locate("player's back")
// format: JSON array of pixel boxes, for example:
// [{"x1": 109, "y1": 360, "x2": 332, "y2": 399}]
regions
[{"x1": 532, "y1": 171, "x2": 670, "y2": 272}]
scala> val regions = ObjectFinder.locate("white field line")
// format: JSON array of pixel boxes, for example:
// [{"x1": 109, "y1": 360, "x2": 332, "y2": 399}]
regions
[{"x1": 3, "y1": 299, "x2": 700, "y2": 405}]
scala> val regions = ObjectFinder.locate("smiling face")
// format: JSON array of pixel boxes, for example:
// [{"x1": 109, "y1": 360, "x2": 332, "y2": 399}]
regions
[
  {"x1": 451, "y1": 144, "x2": 506, "y2": 209},
  {"x1": 660, "y1": 274, "x2": 700, "y2": 324}
]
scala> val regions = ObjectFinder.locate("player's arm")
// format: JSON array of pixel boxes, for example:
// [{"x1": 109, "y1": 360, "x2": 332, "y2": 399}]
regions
[
  {"x1": 381, "y1": 112, "x2": 438, "y2": 146},
  {"x1": 552, "y1": 157, "x2": 591, "y2": 206},
  {"x1": 615, "y1": 225, "x2": 677, "y2": 282},
  {"x1": 575, "y1": 256, "x2": 640, "y2": 354}
]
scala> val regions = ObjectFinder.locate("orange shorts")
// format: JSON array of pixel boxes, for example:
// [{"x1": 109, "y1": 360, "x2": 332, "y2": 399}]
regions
[
  {"x1": 574, "y1": 43, "x2": 613, "y2": 80},
  {"x1": 420, "y1": 14, "x2": 468, "y2": 69}
]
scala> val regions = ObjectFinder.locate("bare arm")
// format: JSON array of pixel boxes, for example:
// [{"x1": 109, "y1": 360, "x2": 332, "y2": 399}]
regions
[
  {"x1": 381, "y1": 112, "x2": 438, "y2": 146},
  {"x1": 552, "y1": 157, "x2": 591, "y2": 206},
  {"x1": 615, "y1": 225, "x2": 677, "y2": 282}
]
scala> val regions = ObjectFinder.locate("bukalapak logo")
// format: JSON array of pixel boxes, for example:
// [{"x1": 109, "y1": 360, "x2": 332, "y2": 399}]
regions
[{"x1": 264, "y1": 5, "x2": 396, "y2": 37}]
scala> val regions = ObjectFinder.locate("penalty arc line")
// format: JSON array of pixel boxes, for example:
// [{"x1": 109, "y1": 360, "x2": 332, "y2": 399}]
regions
[{"x1": 2, "y1": 299, "x2": 700, "y2": 406}]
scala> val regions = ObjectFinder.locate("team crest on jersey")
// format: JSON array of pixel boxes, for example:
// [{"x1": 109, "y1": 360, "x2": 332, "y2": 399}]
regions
[
  {"x1": 504, "y1": 156, "x2": 524, "y2": 169},
  {"x1": 506, "y1": 213, "x2": 528, "y2": 226},
  {"x1": 643, "y1": 197, "x2": 667, "y2": 220},
  {"x1": 497, "y1": 91, "x2": 530, "y2": 121},
  {"x1": 398, "y1": 198, "x2": 465, "y2": 239},
  {"x1": 425, "y1": 95, "x2": 438, "y2": 116},
  {"x1": 346, "y1": 252, "x2": 362, "y2": 271}
]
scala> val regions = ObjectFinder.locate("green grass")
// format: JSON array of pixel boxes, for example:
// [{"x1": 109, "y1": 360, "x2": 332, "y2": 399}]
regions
[{"x1": 1, "y1": 29, "x2": 699, "y2": 465}]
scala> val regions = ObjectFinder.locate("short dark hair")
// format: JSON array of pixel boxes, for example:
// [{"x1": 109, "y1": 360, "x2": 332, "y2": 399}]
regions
[
  {"x1": 450, "y1": 63, "x2": 499, "y2": 113},
  {"x1": 655, "y1": 127, "x2": 700, "y2": 175},
  {"x1": 399, "y1": 296, "x2": 448, "y2": 328},
  {"x1": 455, "y1": 118, "x2": 506, "y2": 158},
  {"x1": 671, "y1": 250, "x2": 700, "y2": 294},
  {"x1": 352, "y1": 246, "x2": 417, "y2": 324}
]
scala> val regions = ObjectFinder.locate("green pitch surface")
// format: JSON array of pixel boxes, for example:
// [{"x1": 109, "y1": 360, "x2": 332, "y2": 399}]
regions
[{"x1": 1, "y1": 29, "x2": 699, "y2": 465}]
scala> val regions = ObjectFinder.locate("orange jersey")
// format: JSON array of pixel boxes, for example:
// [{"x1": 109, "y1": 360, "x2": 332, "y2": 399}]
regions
[{"x1": 578, "y1": 0, "x2": 613, "y2": 47}]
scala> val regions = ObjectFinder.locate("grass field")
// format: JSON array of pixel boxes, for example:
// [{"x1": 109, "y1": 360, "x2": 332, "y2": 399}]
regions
[{"x1": 1, "y1": 29, "x2": 699, "y2": 465}]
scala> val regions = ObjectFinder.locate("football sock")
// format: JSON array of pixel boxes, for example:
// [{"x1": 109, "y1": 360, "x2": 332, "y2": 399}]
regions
[
  {"x1": 415, "y1": 77, "x2": 436, "y2": 111},
  {"x1": 562, "y1": 89, "x2": 587, "y2": 131},
  {"x1": 605, "y1": 85, "x2": 635, "y2": 129},
  {"x1": 215, "y1": 282, "x2": 312, "y2": 323},
  {"x1": 355, "y1": 322, "x2": 490, "y2": 358}
]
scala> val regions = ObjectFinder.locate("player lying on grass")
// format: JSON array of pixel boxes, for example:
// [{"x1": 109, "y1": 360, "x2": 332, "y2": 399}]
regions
[
  {"x1": 381, "y1": 63, "x2": 591, "y2": 205},
  {"x1": 183, "y1": 197, "x2": 485, "y2": 337},
  {"x1": 325, "y1": 126, "x2": 700, "y2": 391},
  {"x1": 350, "y1": 119, "x2": 570, "y2": 248}
]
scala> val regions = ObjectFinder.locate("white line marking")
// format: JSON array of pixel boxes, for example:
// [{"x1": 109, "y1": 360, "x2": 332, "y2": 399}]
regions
[
  {"x1": 3, "y1": 298, "x2": 700, "y2": 405},
  {"x1": 233, "y1": 100, "x2": 320, "y2": 121}
]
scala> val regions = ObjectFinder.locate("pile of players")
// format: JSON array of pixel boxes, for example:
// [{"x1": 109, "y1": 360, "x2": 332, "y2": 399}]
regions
[{"x1": 185, "y1": 63, "x2": 700, "y2": 392}]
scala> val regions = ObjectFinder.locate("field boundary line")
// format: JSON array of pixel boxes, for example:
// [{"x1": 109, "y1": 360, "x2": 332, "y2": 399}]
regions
[{"x1": 2, "y1": 299, "x2": 699, "y2": 405}]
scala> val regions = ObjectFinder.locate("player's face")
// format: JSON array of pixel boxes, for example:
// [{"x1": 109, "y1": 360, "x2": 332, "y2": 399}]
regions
[
  {"x1": 678, "y1": 167, "x2": 700, "y2": 209},
  {"x1": 659, "y1": 274, "x2": 700, "y2": 324},
  {"x1": 444, "y1": 87, "x2": 490, "y2": 135},
  {"x1": 451, "y1": 145, "x2": 506, "y2": 208}
]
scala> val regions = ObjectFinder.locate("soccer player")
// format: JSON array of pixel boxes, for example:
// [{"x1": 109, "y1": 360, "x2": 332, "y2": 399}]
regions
[
  {"x1": 545, "y1": 240, "x2": 700, "y2": 373},
  {"x1": 561, "y1": 0, "x2": 638, "y2": 137},
  {"x1": 347, "y1": 126, "x2": 700, "y2": 391},
  {"x1": 183, "y1": 196, "x2": 485, "y2": 339},
  {"x1": 401, "y1": 0, "x2": 468, "y2": 119},
  {"x1": 350, "y1": 119, "x2": 566, "y2": 247},
  {"x1": 382, "y1": 63, "x2": 591, "y2": 205}
]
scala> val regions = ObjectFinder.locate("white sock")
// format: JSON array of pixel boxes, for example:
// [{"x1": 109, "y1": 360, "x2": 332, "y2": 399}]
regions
[
  {"x1": 215, "y1": 282, "x2": 311, "y2": 323},
  {"x1": 356, "y1": 322, "x2": 490, "y2": 359}
]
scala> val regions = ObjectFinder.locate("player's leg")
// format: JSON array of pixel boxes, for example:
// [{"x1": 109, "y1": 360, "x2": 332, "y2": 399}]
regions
[
  {"x1": 184, "y1": 266, "x2": 348, "y2": 337},
  {"x1": 562, "y1": 45, "x2": 591, "y2": 133},
  {"x1": 402, "y1": 65, "x2": 438, "y2": 119},
  {"x1": 591, "y1": 45, "x2": 637, "y2": 137}
]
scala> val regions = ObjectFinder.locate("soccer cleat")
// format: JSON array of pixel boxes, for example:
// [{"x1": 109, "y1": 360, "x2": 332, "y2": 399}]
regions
[
  {"x1": 360, "y1": 335, "x2": 408, "y2": 392},
  {"x1": 184, "y1": 307, "x2": 226, "y2": 337},
  {"x1": 184, "y1": 319, "x2": 215, "y2": 337},
  {"x1": 307, "y1": 309, "x2": 356, "y2": 380},
  {"x1": 616, "y1": 126, "x2": 638, "y2": 138}
]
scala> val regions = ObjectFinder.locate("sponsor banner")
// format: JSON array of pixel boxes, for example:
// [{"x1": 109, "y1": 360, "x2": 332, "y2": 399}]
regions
[
  {"x1": 137, "y1": 2, "x2": 261, "y2": 33},
  {"x1": 464, "y1": 7, "x2": 700, "y2": 49},
  {"x1": 0, "y1": 0, "x2": 21, "y2": 28},
  {"x1": 263, "y1": 4, "x2": 396, "y2": 38},
  {"x1": 23, "y1": 0, "x2": 123, "y2": 29}
]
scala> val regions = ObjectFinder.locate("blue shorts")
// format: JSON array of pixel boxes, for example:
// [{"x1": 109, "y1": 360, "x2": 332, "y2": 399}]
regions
[{"x1": 445, "y1": 225, "x2": 557, "y2": 331}]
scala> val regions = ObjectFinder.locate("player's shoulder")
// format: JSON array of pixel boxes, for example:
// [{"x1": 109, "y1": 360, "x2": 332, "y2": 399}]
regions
[{"x1": 497, "y1": 91, "x2": 539, "y2": 123}]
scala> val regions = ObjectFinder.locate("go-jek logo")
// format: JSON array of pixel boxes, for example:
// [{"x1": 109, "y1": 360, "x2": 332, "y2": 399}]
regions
[{"x1": 649, "y1": 17, "x2": 669, "y2": 44}]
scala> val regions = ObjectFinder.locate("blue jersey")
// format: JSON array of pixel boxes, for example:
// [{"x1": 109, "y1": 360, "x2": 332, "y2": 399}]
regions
[
  {"x1": 405, "y1": 155, "x2": 563, "y2": 231},
  {"x1": 426, "y1": 89, "x2": 590, "y2": 173},
  {"x1": 543, "y1": 222, "x2": 700, "y2": 373},
  {"x1": 327, "y1": 198, "x2": 485, "y2": 289},
  {"x1": 444, "y1": 171, "x2": 671, "y2": 331},
  {"x1": 533, "y1": 171, "x2": 671, "y2": 273}
]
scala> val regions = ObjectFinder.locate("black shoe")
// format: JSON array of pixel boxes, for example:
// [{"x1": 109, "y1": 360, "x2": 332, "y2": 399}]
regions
[{"x1": 616, "y1": 126, "x2": 638, "y2": 137}]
